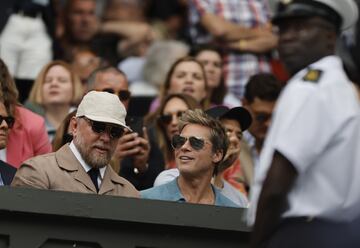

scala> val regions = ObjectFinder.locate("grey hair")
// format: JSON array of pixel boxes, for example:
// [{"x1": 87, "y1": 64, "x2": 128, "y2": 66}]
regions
[{"x1": 142, "y1": 40, "x2": 189, "y2": 89}]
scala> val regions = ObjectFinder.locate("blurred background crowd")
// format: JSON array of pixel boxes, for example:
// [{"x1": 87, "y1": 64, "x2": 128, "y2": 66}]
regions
[{"x1": 0, "y1": 0, "x2": 359, "y2": 215}]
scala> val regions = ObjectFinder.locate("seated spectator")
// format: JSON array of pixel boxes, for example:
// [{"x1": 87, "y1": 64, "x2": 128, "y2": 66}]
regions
[
  {"x1": 57, "y1": 0, "x2": 158, "y2": 66},
  {"x1": 145, "y1": 93, "x2": 200, "y2": 169},
  {"x1": 56, "y1": 0, "x2": 99, "y2": 61},
  {"x1": 0, "y1": 98, "x2": 16, "y2": 186},
  {"x1": 154, "y1": 105, "x2": 252, "y2": 206},
  {"x1": 207, "y1": 105, "x2": 252, "y2": 197},
  {"x1": 87, "y1": 66, "x2": 163, "y2": 190},
  {"x1": 0, "y1": 58, "x2": 52, "y2": 168},
  {"x1": 27, "y1": 60, "x2": 83, "y2": 141},
  {"x1": 188, "y1": 0, "x2": 278, "y2": 103},
  {"x1": 240, "y1": 73, "x2": 282, "y2": 188},
  {"x1": 141, "y1": 109, "x2": 237, "y2": 207},
  {"x1": 12, "y1": 91, "x2": 139, "y2": 197},
  {"x1": 190, "y1": 45, "x2": 227, "y2": 106},
  {"x1": 150, "y1": 56, "x2": 209, "y2": 112}
]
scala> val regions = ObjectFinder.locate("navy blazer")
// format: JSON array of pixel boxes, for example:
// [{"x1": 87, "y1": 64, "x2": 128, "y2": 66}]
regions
[{"x1": 0, "y1": 160, "x2": 16, "y2": 185}]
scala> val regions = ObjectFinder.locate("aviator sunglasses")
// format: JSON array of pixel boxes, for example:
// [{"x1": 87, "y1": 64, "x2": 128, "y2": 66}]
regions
[
  {"x1": 101, "y1": 88, "x2": 131, "y2": 101},
  {"x1": 159, "y1": 111, "x2": 185, "y2": 125},
  {"x1": 171, "y1": 134, "x2": 207, "y2": 151},
  {"x1": 82, "y1": 117, "x2": 124, "y2": 139},
  {"x1": 0, "y1": 115, "x2": 15, "y2": 128}
]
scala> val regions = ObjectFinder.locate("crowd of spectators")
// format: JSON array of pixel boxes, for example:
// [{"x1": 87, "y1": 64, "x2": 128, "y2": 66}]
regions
[{"x1": 0, "y1": 0, "x2": 360, "y2": 247}]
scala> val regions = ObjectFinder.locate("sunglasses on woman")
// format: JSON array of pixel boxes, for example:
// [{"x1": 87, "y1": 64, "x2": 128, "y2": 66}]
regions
[
  {"x1": 159, "y1": 111, "x2": 185, "y2": 125},
  {"x1": 101, "y1": 88, "x2": 131, "y2": 101},
  {"x1": 0, "y1": 115, "x2": 15, "y2": 128},
  {"x1": 171, "y1": 134, "x2": 207, "y2": 151},
  {"x1": 82, "y1": 117, "x2": 125, "y2": 139}
]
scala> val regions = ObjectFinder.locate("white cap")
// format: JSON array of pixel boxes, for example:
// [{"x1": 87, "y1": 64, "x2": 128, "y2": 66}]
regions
[
  {"x1": 316, "y1": 0, "x2": 358, "y2": 30},
  {"x1": 76, "y1": 91, "x2": 129, "y2": 129},
  {"x1": 274, "y1": 0, "x2": 358, "y2": 30}
]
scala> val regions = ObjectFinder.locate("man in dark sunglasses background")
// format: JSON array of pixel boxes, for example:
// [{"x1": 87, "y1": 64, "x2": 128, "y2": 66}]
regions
[
  {"x1": 12, "y1": 91, "x2": 139, "y2": 198},
  {"x1": 241, "y1": 73, "x2": 282, "y2": 190},
  {"x1": 88, "y1": 66, "x2": 164, "y2": 190},
  {"x1": 141, "y1": 109, "x2": 237, "y2": 207}
]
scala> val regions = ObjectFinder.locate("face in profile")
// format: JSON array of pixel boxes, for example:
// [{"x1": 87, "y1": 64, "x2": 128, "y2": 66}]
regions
[
  {"x1": 168, "y1": 61, "x2": 207, "y2": 103},
  {"x1": 195, "y1": 50, "x2": 222, "y2": 89},
  {"x1": 245, "y1": 97, "x2": 275, "y2": 142},
  {"x1": 71, "y1": 117, "x2": 120, "y2": 169},
  {"x1": 42, "y1": 65, "x2": 74, "y2": 106},
  {"x1": 161, "y1": 97, "x2": 189, "y2": 141},
  {"x1": 221, "y1": 119, "x2": 242, "y2": 153}
]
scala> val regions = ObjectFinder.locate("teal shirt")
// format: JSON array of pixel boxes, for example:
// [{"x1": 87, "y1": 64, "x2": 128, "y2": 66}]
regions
[{"x1": 141, "y1": 178, "x2": 238, "y2": 207}]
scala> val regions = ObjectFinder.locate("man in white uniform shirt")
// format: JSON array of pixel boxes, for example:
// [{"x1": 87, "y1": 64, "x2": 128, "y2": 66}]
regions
[{"x1": 250, "y1": 0, "x2": 360, "y2": 247}]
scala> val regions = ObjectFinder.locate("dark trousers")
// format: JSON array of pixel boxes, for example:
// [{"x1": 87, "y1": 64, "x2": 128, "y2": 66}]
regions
[{"x1": 267, "y1": 217, "x2": 360, "y2": 248}]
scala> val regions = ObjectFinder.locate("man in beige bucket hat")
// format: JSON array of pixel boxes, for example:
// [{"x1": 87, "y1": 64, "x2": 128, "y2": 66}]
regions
[{"x1": 11, "y1": 91, "x2": 139, "y2": 197}]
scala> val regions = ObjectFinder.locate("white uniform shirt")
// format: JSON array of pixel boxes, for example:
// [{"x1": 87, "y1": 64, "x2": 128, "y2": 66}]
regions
[{"x1": 249, "y1": 56, "x2": 360, "y2": 225}]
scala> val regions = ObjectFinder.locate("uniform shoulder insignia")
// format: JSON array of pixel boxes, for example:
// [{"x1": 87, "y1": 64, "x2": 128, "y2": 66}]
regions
[{"x1": 302, "y1": 69, "x2": 323, "y2": 83}]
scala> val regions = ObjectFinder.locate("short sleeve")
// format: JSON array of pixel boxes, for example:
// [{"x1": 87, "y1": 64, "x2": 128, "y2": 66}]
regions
[{"x1": 270, "y1": 84, "x2": 336, "y2": 172}]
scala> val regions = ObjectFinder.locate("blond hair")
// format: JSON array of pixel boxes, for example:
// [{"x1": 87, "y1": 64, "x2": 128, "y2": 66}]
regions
[
  {"x1": 179, "y1": 109, "x2": 229, "y2": 162},
  {"x1": 28, "y1": 60, "x2": 83, "y2": 106}
]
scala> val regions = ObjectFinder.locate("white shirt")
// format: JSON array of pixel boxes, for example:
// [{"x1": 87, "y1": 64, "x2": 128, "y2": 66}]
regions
[
  {"x1": 0, "y1": 149, "x2": 6, "y2": 162},
  {"x1": 249, "y1": 56, "x2": 360, "y2": 225},
  {"x1": 69, "y1": 142, "x2": 106, "y2": 187}
]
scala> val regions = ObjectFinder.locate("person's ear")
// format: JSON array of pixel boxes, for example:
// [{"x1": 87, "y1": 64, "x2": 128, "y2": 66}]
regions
[
  {"x1": 69, "y1": 117, "x2": 78, "y2": 137},
  {"x1": 212, "y1": 149, "x2": 223, "y2": 164}
]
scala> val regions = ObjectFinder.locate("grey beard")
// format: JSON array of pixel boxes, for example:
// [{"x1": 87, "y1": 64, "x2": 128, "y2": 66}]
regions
[{"x1": 74, "y1": 135, "x2": 111, "y2": 169}]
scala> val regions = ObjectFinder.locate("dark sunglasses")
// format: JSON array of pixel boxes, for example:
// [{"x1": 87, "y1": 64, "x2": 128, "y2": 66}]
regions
[
  {"x1": 102, "y1": 88, "x2": 131, "y2": 101},
  {"x1": 0, "y1": 115, "x2": 15, "y2": 128},
  {"x1": 255, "y1": 113, "x2": 271, "y2": 123},
  {"x1": 171, "y1": 134, "x2": 206, "y2": 151},
  {"x1": 159, "y1": 111, "x2": 185, "y2": 125},
  {"x1": 82, "y1": 117, "x2": 124, "y2": 139}
]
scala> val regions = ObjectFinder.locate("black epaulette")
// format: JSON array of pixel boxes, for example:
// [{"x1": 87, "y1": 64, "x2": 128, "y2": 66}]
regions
[{"x1": 302, "y1": 69, "x2": 323, "y2": 83}]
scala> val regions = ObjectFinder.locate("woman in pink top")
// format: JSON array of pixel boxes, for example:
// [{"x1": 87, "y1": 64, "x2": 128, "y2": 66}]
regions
[{"x1": 0, "y1": 58, "x2": 52, "y2": 168}]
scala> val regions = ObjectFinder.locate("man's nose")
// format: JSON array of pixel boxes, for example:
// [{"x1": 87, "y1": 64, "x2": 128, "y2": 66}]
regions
[
  {"x1": 180, "y1": 139, "x2": 192, "y2": 151},
  {"x1": 98, "y1": 130, "x2": 111, "y2": 142}
]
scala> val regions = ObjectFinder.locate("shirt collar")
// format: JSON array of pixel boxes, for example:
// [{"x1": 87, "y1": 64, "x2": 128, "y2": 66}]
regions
[
  {"x1": 169, "y1": 178, "x2": 222, "y2": 204},
  {"x1": 69, "y1": 141, "x2": 106, "y2": 179}
]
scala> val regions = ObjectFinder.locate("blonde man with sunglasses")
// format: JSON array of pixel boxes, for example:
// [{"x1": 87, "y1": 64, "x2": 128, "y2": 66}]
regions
[
  {"x1": 12, "y1": 91, "x2": 139, "y2": 197},
  {"x1": 141, "y1": 109, "x2": 237, "y2": 207}
]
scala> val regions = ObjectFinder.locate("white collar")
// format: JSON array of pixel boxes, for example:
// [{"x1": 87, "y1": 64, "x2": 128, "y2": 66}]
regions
[{"x1": 69, "y1": 141, "x2": 106, "y2": 179}]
